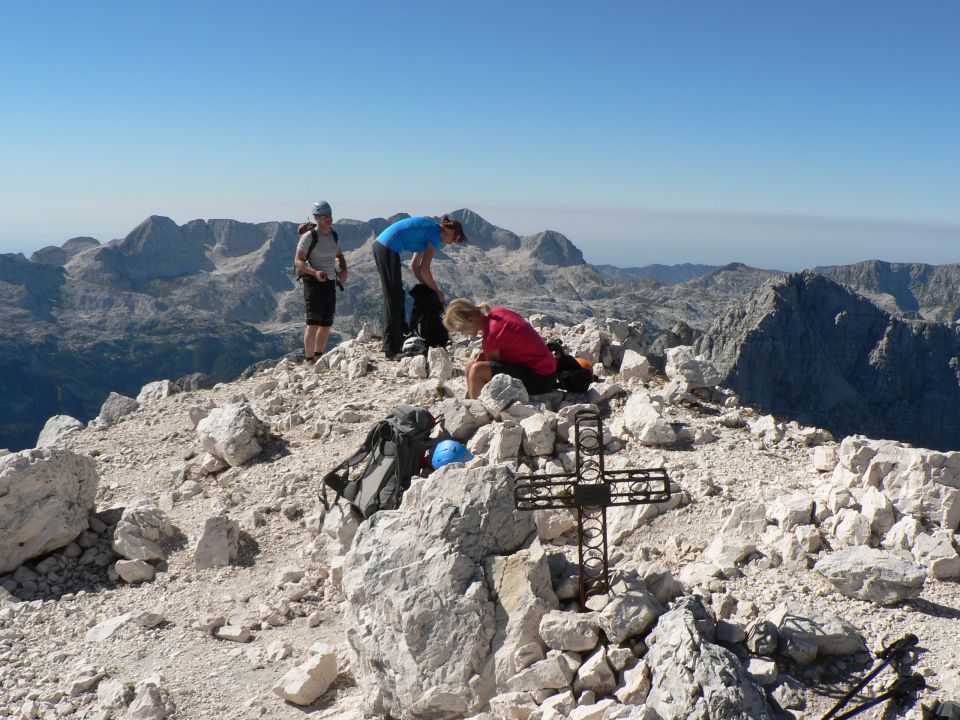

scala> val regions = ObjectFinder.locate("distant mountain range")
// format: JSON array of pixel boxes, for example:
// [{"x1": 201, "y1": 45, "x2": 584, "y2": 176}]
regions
[
  {"x1": 2, "y1": 209, "x2": 958, "y2": 452},
  {"x1": 815, "y1": 260, "x2": 960, "y2": 323},
  {"x1": 595, "y1": 262, "x2": 720, "y2": 284}
]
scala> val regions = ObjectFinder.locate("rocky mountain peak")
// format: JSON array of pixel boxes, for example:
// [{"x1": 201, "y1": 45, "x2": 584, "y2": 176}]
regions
[
  {"x1": 104, "y1": 215, "x2": 214, "y2": 283},
  {"x1": 447, "y1": 208, "x2": 521, "y2": 251},
  {"x1": 30, "y1": 237, "x2": 100, "y2": 266},
  {"x1": 2, "y1": 319, "x2": 958, "y2": 718},
  {"x1": 521, "y1": 229, "x2": 585, "y2": 266},
  {"x1": 815, "y1": 258, "x2": 960, "y2": 323},
  {"x1": 696, "y1": 270, "x2": 960, "y2": 450}
]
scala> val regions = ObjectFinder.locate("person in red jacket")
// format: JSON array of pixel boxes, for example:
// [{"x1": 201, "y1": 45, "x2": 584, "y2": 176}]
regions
[{"x1": 443, "y1": 299, "x2": 558, "y2": 399}]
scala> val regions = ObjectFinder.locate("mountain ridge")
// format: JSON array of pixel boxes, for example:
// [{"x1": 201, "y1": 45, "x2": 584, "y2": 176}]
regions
[
  {"x1": 3, "y1": 209, "x2": 959, "y2": 452},
  {"x1": 695, "y1": 270, "x2": 960, "y2": 451}
]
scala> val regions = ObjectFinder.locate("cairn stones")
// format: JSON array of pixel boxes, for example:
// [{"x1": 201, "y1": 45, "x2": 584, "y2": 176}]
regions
[
  {"x1": 342, "y1": 464, "x2": 535, "y2": 718},
  {"x1": 644, "y1": 596, "x2": 774, "y2": 720}
]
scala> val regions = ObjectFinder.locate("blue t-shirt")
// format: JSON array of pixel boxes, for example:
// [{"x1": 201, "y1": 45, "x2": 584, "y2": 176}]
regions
[{"x1": 376, "y1": 216, "x2": 442, "y2": 253}]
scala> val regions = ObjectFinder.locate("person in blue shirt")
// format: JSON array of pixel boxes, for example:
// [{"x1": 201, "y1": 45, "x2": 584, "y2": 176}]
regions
[{"x1": 373, "y1": 214, "x2": 466, "y2": 357}]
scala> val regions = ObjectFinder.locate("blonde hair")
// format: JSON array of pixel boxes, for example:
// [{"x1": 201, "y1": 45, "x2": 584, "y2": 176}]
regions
[{"x1": 443, "y1": 298, "x2": 490, "y2": 333}]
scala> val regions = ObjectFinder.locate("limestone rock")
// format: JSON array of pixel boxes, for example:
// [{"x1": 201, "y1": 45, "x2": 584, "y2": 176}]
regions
[
  {"x1": 538, "y1": 610, "x2": 600, "y2": 652},
  {"x1": 272, "y1": 647, "x2": 338, "y2": 705},
  {"x1": 112, "y1": 498, "x2": 172, "y2": 563},
  {"x1": 644, "y1": 596, "x2": 774, "y2": 720},
  {"x1": 619, "y1": 350, "x2": 650, "y2": 382},
  {"x1": 115, "y1": 559, "x2": 155, "y2": 583},
  {"x1": 193, "y1": 515, "x2": 239, "y2": 570},
  {"x1": 534, "y1": 509, "x2": 577, "y2": 542},
  {"x1": 598, "y1": 589, "x2": 663, "y2": 643},
  {"x1": 913, "y1": 531, "x2": 960, "y2": 579},
  {"x1": 813, "y1": 446, "x2": 839, "y2": 473},
  {"x1": 36, "y1": 415, "x2": 85, "y2": 448},
  {"x1": 815, "y1": 546, "x2": 926, "y2": 605},
  {"x1": 0, "y1": 448, "x2": 98, "y2": 573},
  {"x1": 341, "y1": 464, "x2": 535, "y2": 718},
  {"x1": 766, "y1": 493, "x2": 814, "y2": 530},
  {"x1": 555, "y1": 404, "x2": 600, "y2": 444},
  {"x1": 664, "y1": 346, "x2": 721, "y2": 389},
  {"x1": 615, "y1": 659, "x2": 652, "y2": 705},
  {"x1": 508, "y1": 651, "x2": 579, "y2": 693},
  {"x1": 488, "y1": 421, "x2": 523, "y2": 464},
  {"x1": 97, "y1": 392, "x2": 139, "y2": 425},
  {"x1": 573, "y1": 646, "x2": 616, "y2": 695},
  {"x1": 136, "y1": 380, "x2": 180, "y2": 405},
  {"x1": 485, "y1": 545, "x2": 559, "y2": 691},
  {"x1": 196, "y1": 402, "x2": 271, "y2": 467},
  {"x1": 520, "y1": 413, "x2": 556, "y2": 457},
  {"x1": 489, "y1": 691, "x2": 538, "y2": 720},
  {"x1": 769, "y1": 605, "x2": 866, "y2": 665},
  {"x1": 437, "y1": 398, "x2": 491, "y2": 442},
  {"x1": 85, "y1": 613, "x2": 133, "y2": 642},
  {"x1": 428, "y1": 346, "x2": 455, "y2": 380},
  {"x1": 480, "y1": 374, "x2": 529, "y2": 418}
]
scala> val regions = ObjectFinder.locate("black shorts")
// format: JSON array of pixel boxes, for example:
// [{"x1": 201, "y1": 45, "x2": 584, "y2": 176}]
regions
[
  {"x1": 489, "y1": 361, "x2": 558, "y2": 396},
  {"x1": 303, "y1": 277, "x2": 336, "y2": 326}
]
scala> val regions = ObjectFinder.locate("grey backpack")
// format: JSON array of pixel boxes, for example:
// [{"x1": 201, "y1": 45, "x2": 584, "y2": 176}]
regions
[{"x1": 320, "y1": 405, "x2": 436, "y2": 518}]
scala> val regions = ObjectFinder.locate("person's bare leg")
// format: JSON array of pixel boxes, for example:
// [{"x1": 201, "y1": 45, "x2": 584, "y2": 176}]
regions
[
  {"x1": 304, "y1": 325, "x2": 320, "y2": 358},
  {"x1": 314, "y1": 326, "x2": 333, "y2": 357},
  {"x1": 467, "y1": 361, "x2": 493, "y2": 399}
]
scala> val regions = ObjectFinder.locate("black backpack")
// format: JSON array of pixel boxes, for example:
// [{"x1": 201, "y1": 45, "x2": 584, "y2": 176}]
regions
[
  {"x1": 547, "y1": 340, "x2": 595, "y2": 393},
  {"x1": 294, "y1": 223, "x2": 340, "y2": 284},
  {"x1": 408, "y1": 283, "x2": 449, "y2": 348},
  {"x1": 320, "y1": 405, "x2": 436, "y2": 518}
]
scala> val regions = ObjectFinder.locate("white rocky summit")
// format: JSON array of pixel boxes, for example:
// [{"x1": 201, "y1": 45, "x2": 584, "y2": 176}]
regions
[{"x1": 0, "y1": 321, "x2": 958, "y2": 719}]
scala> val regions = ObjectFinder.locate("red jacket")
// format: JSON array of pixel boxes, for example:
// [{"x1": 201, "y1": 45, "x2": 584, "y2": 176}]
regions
[{"x1": 482, "y1": 307, "x2": 557, "y2": 376}]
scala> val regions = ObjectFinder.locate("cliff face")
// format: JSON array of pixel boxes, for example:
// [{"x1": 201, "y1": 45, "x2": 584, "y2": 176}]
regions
[
  {"x1": 0, "y1": 314, "x2": 288, "y2": 453},
  {"x1": 816, "y1": 260, "x2": 960, "y2": 322},
  {"x1": 696, "y1": 271, "x2": 960, "y2": 450}
]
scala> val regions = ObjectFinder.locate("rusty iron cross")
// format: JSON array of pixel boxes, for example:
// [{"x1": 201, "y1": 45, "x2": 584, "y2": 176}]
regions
[{"x1": 514, "y1": 408, "x2": 679, "y2": 611}]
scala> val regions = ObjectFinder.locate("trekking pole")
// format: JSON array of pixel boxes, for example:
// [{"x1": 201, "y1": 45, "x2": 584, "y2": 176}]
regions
[
  {"x1": 820, "y1": 634, "x2": 919, "y2": 720},
  {"x1": 830, "y1": 674, "x2": 926, "y2": 720}
]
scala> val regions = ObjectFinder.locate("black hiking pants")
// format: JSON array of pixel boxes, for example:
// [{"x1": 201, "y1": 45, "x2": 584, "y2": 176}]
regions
[{"x1": 373, "y1": 241, "x2": 409, "y2": 356}]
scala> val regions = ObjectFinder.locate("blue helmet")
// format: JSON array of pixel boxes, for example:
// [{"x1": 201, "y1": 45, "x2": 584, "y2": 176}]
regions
[{"x1": 432, "y1": 439, "x2": 474, "y2": 470}]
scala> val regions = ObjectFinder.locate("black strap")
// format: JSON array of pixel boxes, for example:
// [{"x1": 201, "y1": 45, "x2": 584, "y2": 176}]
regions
[
  {"x1": 306, "y1": 228, "x2": 339, "y2": 259},
  {"x1": 302, "y1": 228, "x2": 344, "y2": 286}
]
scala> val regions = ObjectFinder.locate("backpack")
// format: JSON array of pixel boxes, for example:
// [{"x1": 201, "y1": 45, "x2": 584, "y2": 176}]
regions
[
  {"x1": 320, "y1": 405, "x2": 436, "y2": 518},
  {"x1": 294, "y1": 223, "x2": 340, "y2": 283},
  {"x1": 408, "y1": 283, "x2": 450, "y2": 348},
  {"x1": 547, "y1": 340, "x2": 595, "y2": 393}
]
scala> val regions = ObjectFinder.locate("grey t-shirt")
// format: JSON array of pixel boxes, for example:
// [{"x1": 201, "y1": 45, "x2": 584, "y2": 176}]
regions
[{"x1": 297, "y1": 229, "x2": 338, "y2": 278}]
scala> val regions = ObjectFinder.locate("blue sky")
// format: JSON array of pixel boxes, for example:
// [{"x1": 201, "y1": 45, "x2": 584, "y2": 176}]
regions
[{"x1": 1, "y1": 0, "x2": 957, "y2": 270}]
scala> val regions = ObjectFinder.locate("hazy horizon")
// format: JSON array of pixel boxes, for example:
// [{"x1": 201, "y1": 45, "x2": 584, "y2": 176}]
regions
[
  {"x1": 2, "y1": 2, "x2": 957, "y2": 272},
  {"x1": 3, "y1": 204, "x2": 957, "y2": 273}
]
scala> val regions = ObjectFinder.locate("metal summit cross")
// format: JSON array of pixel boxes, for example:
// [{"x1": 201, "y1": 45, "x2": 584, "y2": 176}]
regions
[{"x1": 514, "y1": 408, "x2": 679, "y2": 611}]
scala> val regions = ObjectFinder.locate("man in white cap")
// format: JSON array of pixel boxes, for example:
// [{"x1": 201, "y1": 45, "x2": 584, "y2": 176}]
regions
[{"x1": 294, "y1": 201, "x2": 347, "y2": 360}]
